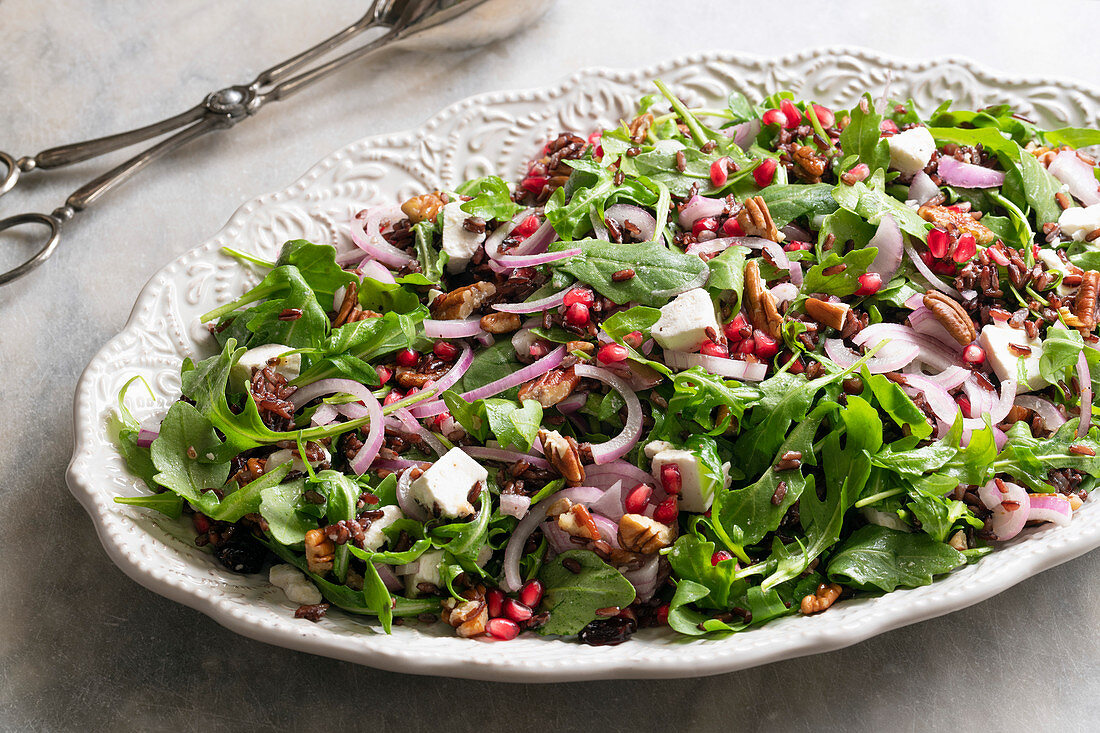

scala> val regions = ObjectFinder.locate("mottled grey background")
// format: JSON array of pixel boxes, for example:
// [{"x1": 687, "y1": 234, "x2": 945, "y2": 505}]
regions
[{"x1": 3, "y1": 1, "x2": 1100, "y2": 730}]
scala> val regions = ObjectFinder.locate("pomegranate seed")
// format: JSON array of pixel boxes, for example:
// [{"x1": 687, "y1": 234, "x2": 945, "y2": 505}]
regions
[
  {"x1": 623, "y1": 330, "x2": 644, "y2": 349},
  {"x1": 432, "y1": 412, "x2": 450, "y2": 430},
  {"x1": 396, "y1": 348, "x2": 418, "y2": 367},
  {"x1": 564, "y1": 302, "x2": 590, "y2": 327},
  {"x1": 660, "y1": 463, "x2": 682, "y2": 495},
  {"x1": 192, "y1": 514, "x2": 211, "y2": 533},
  {"x1": 963, "y1": 344, "x2": 986, "y2": 365},
  {"x1": 788, "y1": 357, "x2": 805, "y2": 374},
  {"x1": 753, "y1": 330, "x2": 779, "y2": 358},
  {"x1": 780, "y1": 99, "x2": 802, "y2": 129},
  {"x1": 762, "y1": 108, "x2": 786, "y2": 126},
  {"x1": 783, "y1": 240, "x2": 809, "y2": 252},
  {"x1": 383, "y1": 389, "x2": 404, "y2": 406},
  {"x1": 810, "y1": 104, "x2": 835, "y2": 128},
  {"x1": 587, "y1": 130, "x2": 602, "y2": 146},
  {"x1": 529, "y1": 342, "x2": 549, "y2": 358},
  {"x1": 625, "y1": 484, "x2": 653, "y2": 514},
  {"x1": 700, "y1": 340, "x2": 728, "y2": 357},
  {"x1": 927, "y1": 228, "x2": 950, "y2": 258},
  {"x1": 721, "y1": 218, "x2": 744, "y2": 237},
  {"x1": 932, "y1": 259, "x2": 957, "y2": 276},
  {"x1": 656, "y1": 604, "x2": 670, "y2": 625},
  {"x1": 375, "y1": 365, "x2": 392, "y2": 385},
  {"x1": 433, "y1": 341, "x2": 459, "y2": 361},
  {"x1": 514, "y1": 215, "x2": 539, "y2": 238},
  {"x1": 597, "y1": 343, "x2": 628, "y2": 364},
  {"x1": 988, "y1": 246, "x2": 1010, "y2": 266},
  {"x1": 503, "y1": 598, "x2": 534, "y2": 623},
  {"x1": 521, "y1": 175, "x2": 548, "y2": 195},
  {"x1": 486, "y1": 589, "x2": 504, "y2": 618},
  {"x1": 563, "y1": 287, "x2": 594, "y2": 307},
  {"x1": 486, "y1": 618, "x2": 520, "y2": 640},
  {"x1": 723, "y1": 313, "x2": 750, "y2": 342},
  {"x1": 957, "y1": 395, "x2": 973, "y2": 418},
  {"x1": 711, "y1": 550, "x2": 734, "y2": 566},
  {"x1": 594, "y1": 145, "x2": 604, "y2": 159},
  {"x1": 854, "y1": 272, "x2": 883, "y2": 297},
  {"x1": 952, "y1": 234, "x2": 977, "y2": 263},
  {"x1": 654, "y1": 497, "x2": 679, "y2": 524},
  {"x1": 710, "y1": 157, "x2": 729, "y2": 188},
  {"x1": 692, "y1": 216, "x2": 719, "y2": 237},
  {"x1": 519, "y1": 580, "x2": 544, "y2": 608},
  {"x1": 879, "y1": 119, "x2": 899, "y2": 135},
  {"x1": 845, "y1": 163, "x2": 870, "y2": 183},
  {"x1": 753, "y1": 158, "x2": 778, "y2": 188},
  {"x1": 738, "y1": 338, "x2": 756, "y2": 354}
]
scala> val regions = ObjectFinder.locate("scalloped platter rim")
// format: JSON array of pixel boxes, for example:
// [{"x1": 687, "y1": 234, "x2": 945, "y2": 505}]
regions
[{"x1": 68, "y1": 47, "x2": 1100, "y2": 681}]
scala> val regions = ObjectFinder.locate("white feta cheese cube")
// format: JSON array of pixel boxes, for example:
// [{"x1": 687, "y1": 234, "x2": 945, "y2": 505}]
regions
[
  {"x1": 441, "y1": 200, "x2": 486, "y2": 273},
  {"x1": 887, "y1": 126, "x2": 936, "y2": 175},
  {"x1": 1057, "y1": 204, "x2": 1100, "y2": 241},
  {"x1": 269, "y1": 563, "x2": 304, "y2": 589},
  {"x1": 230, "y1": 343, "x2": 301, "y2": 387},
  {"x1": 409, "y1": 447, "x2": 486, "y2": 518},
  {"x1": 268, "y1": 563, "x2": 322, "y2": 605},
  {"x1": 361, "y1": 505, "x2": 403, "y2": 551},
  {"x1": 1037, "y1": 249, "x2": 1077, "y2": 297},
  {"x1": 651, "y1": 448, "x2": 717, "y2": 513},
  {"x1": 404, "y1": 549, "x2": 444, "y2": 597},
  {"x1": 644, "y1": 440, "x2": 673, "y2": 459},
  {"x1": 265, "y1": 444, "x2": 331, "y2": 474},
  {"x1": 651, "y1": 288, "x2": 721, "y2": 353},
  {"x1": 978, "y1": 323, "x2": 1047, "y2": 393}
]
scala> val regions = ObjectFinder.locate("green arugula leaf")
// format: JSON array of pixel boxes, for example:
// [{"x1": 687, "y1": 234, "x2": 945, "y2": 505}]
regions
[
  {"x1": 456, "y1": 176, "x2": 522, "y2": 221},
  {"x1": 259, "y1": 478, "x2": 316, "y2": 545},
  {"x1": 705, "y1": 245, "x2": 747, "y2": 309},
  {"x1": 760, "y1": 183, "x2": 838, "y2": 227},
  {"x1": 827, "y1": 524, "x2": 965, "y2": 591},
  {"x1": 483, "y1": 399, "x2": 543, "y2": 452},
  {"x1": 994, "y1": 420, "x2": 1100, "y2": 492},
  {"x1": 274, "y1": 240, "x2": 358, "y2": 306},
  {"x1": 838, "y1": 94, "x2": 890, "y2": 173},
  {"x1": 149, "y1": 401, "x2": 230, "y2": 510},
  {"x1": 799, "y1": 246, "x2": 878, "y2": 297},
  {"x1": 550, "y1": 239, "x2": 708, "y2": 307},
  {"x1": 537, "y1": 550, "x2": 636, "y2": 636}
]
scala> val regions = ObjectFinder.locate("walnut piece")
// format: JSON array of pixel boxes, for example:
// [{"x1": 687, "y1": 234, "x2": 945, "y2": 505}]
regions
[
  {"x1": 617, "y1": 514, "x2": 675, "y2": 554},
  {"x1": 800, "y1": 582, "x2": 842, "y2": 615},
  {"x1": 518, "y1": 366, "x2": 579, "y2": 408},
  {"x1": 743, "y1": 259, "x2": 783, "y2": 338},
  {"x1": 479, "y1": 312, "x2": 522, "y2": 334},
  {"x1": 804, "y1": 297, "x2": 850, "y2": 331},
  {"x1": 918, "y1": 204, "x2": 995, "y2": 245},
  {"x1": 540, "y1": 428, "x2": 586, "y2": 486},
  {"x1": 737, "y1": 195, "x2": 780, "y2": 242},
  {"x1": 557, "y1": 504, "x2": 601, "y2": 541},
  {"x1": 400, "y1": 191, "x2": 446, "y2": 224},
  {"x1": 429, "y1": 282, "x2": 497, "y2": 320},
  {"x1": 303, "y1": 529, "x2": 335, "y2": 575},
  {"x1": 923, "y1": 291, "x2": 976, "y2": 345}
]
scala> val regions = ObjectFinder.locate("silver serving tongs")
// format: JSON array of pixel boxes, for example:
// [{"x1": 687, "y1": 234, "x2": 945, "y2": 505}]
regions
[{"x1": 0, "y1": 0, "x2": 541, "y2": 286}]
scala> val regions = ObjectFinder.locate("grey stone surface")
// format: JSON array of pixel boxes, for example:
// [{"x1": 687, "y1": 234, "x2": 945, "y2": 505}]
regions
[{"x1": 2, "y1": 1, "x2": 1099, "y2": 730}]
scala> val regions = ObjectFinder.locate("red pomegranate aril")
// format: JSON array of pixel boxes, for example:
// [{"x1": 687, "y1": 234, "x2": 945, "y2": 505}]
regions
[
  {"x1": 700, "y1": 340, "x2": 728, "y2": 358},
  {"x1": 433, "y1": 341, "x2": 459, "y2": 361},
  {"x1": 563, "y1": 287, "x2": 594, "y2": 307},
  {"x1": 486, "y1": 589, "x2": 504, "y2": 618},
  {"x1": 529, "y1": 342, "x2": 549, "y2": 358},
  {"x1": 502, "y1": 598, "x2": 534, "y2": 623},
  {"x1": 723, "y1": 313, "x2": 750, "y2": 342},
  {"x1": 486, "y1": 618, "x2": 520, "y2": 640},
  {"x1": 988, "y1": 246, "x2": 1010, "y2": 266},
  {"x1": 564, "y1": 302, "x2": 590, "y2": 327},
  {"x1": 932, "y1": 259, "x2": 957, "y2": 276},
  {"x1": 780, "y1": 99, "x2": 802, "y2": 129},
  {"x1": 383, "y1": 389, "x2": 405, "y2": 406},
  {"x1": 957, "y1": 395, "x2": 973, "y2": 418},
  {"x1": 376, "y1": 365, "x2": 393, "y2": 385},
  {"x1": 854, "y1": 272, "x2": 883, "y2": 297},
  {"x1": 753, "y1": 330, "x2": 779, "y2": 358},
  {"x1": 879, "y1": 119, "x2": 899, "y2": 135},
  {"x1": 519, "y1": 579, "x2": 544, "y2": 608},
  {"x1": 521, "y1": 175, "x2": 548, "y2": 195},
  {"x1": 598, "y1": 343, "x2": 628, "y2": 364},
  {"x1": 692, "y1": 216, "x2": 719, "y2": 237},
  {"x1": 788, "y1": 356, "x2": 805, "y2": 374},
  {"x1": 514, "y1": 215, "x2": 540, "y2": 238},
  {"x1": 660, "y1": 463, "x2": 682, "y2": 495},
  {"x1": 623, "y1": 330, "x2": 644, "y2": 349},
  {"x1": 963, "y1": 344, "x2": 986, "y2": 365},
  {"x1": 845, "y1": 163, "x2": 870, "y2": 183},
  {"x1": 738, "y1": 338, "x2": 756, "y2": 354},
  {"x1": 396, "y1": 348, "x2": 418, "y2": 367},
  {"x1": 762, "y1": 108, "x2": 786, "y2": 127},
  {"x1": 753, "y1": 158, "x2": 778, "y2": 188},
  {"x1": 625, "y1": 483, "x2": 653, "y2": 514},
  {"x1": 783, "y1": 240, "x2": 809, "y2": 253},
  {"x1": 810, "y1": 103, "x2": 835, "y2": 128},
  {"x1": 192, "y1": 514, "x2": 211, "y2": 534},
  {"x1": 952, "y1": 234, "x2": 977, "y2": 263},
  {"x1": 710, "y1": 158, "x2": 730, "y2": 188},
  {"x1": 927, "y1": 228, "x2": 950, "y2": 258},
  {"x1": 654, "y1": 497, "x2": 679, "y2": 524},
  {"x1": 711, "y1": 550, "x2": 734, "y2": 566},
  {"x1": 656, "y1": 604, "x2": 670, "y2": 625},
  {"x1": 722, "y1": 218, "x2": 744, "y2": 237}
]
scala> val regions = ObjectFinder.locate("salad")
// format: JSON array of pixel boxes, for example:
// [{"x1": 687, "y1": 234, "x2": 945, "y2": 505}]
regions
[{"x1": 112, "y1": 80, "x2": 1100, "y2": 645}]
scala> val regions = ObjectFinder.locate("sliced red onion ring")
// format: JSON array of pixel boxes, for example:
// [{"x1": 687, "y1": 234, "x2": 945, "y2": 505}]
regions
[
  {"x1": 135, "y1": 425, "x2": 159, "y2": 448},
  {"x1": 962, "y1": 375, "x2": 995, "y2": 418},
  {"x1": 663, "y1": 350, "x2": 769, "y2": 381},
  {"x1": 350, "y1": 206, "x2": 415, "y2": 268},
  {"x1": 823, "y1": 338, "x2": 919, "y2": 373},
  {"x1": 853, "y1": 323, "x2": 961, "y2": 371},
  {"x1": 1015, "y1": 395, "x2": 1067, "y2": 431},
  {"x1": 678, "y1": 195, "x2": 728, "y2": 229},
  {"x1": 392, "y1": 408, "x2": 446, "y2": 456},
  {"x1": 291, "y1": 378, "x2": 383, "y2": 475},
  {"x1": 484, "y1": 208, "x2": 532, "y2": 258},
  {"x1": 606, "y1": 204, "x2": 657, "y2": 242},
  {"x1": 724, "y1": 119, "x2": 761, "y2": 150},
  {"x1": 1028, "y1": 493, "x2": 1073, "y2": 527},
  {"x1": 462, "y1": 446, "x2": 551, "y2": 471},
  {"x1": 937, "y1": 156, "x2": 1005, "y2": 189},
  {"x1": 905, "y1": 372, "x2": 1015, "y2": 429},
  {"x1": 903, "y1": 292, "x2": 925, "y2": 310},
  {"x1": 502, "y1": 488, "x2": 563, "y2": 591},
  {"x1": 542, "y1": 521, "x2": 573, "y2": 555},
  {"x1": 908, "y1": 171, "x2": 941, "y2": 205},
  {"x1": 927, "y1": 365, "x2": 971, "y2": 390},
  {"x1": 904, "y1": 241, "x2": 962, "y2": 298},
  {"x1": 360, "y1": 259, "x2": 396, "y2": 285},
  {"x1": 584, "y1": 461, "x2": 656, "y2": 492},
  {"x1": 508, "y1": 220, "x2": 558, "y2": 257},
  {"x1": 423, "y1": 318, "x2": 483, "y2": 339},
  {"x1": 622, "y1": 554, "x2": 660, "y2": 602},
  {"x1": 1048, "y1": 150, "x2": 1100, "y2": 206},
  {"x1": 574, "y1": 364, "x2": 643, "y2": 464},
  {"x1": 373, "y1": 457, "x2": 425, "y2": 472},
  {"x1": 788, "y1": 260, "x2": 804, "y2": 287},
  {"x1": 396, "y1": 467, "x2": 430, "y2": 522},
  {"x1": 492, "y1": 287, "x2": 569, "y2": 314},
  {"x1": 909, "y1": 307, "x2": 968, "y2": 350},
  {"x1": 493, "y1": 247, "x2": 581, "y2": 269},
  {"x1": 375, "y1": 563, "x2": 404, "y2": 592},
  {"x1": 554, "y1": 391, "x2": 587, "y2": 414},
  {"x1": 410, "y1": 346, "x2": 566, "y2": 418},
  {"x1": 868, "y1": 214, "x2": 903, "y2": 280},
  {"x1": 590, "y1": 480, "x2": 626, "y2": 523},
  {"x1": 420, "y1": 342, "x2": 473, "y2": 397},
  {"x1": 500, "y1": 493, "x2": 532, "y2": 520},
  {"x1": 1078, "y1": 351, "x2": 1092, "y2": 437},
  {"x1": 781, "y1": 223, "x2": 812, "y2": 242},
  {"x1": 590, "y1": 514, "x2": 622, "y2": 549},
  {"x1": 310, "y1": 403, "x2": 339, "y2": 427},
  {"x1": 977, "y1": 479, "x2": 1031, "y2": 540}
]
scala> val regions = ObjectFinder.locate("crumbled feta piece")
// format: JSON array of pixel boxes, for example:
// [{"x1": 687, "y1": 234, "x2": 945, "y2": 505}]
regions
[
  {"x1": 409, "y1": 447, "x2": 486, "y2": 518},
  {"x1": 644, "y1": 440, "x2": 673, "y2": 459},
  {"x1": 268, "y1": 563, "x2": 322, "y2": 605},
  {"x1": 441, "y1": 201, "x2": 485, "y2": 273},
  {"x1": 265, "y1": 445, "x2": 331, "y2": 474},
  {"x1": 476, "y1": 544, "x2": 493, "y2": 567},
  {"x1": 887, "y1": 126, "x2": 936, "y2": 175},
  {"x1": 1037, "y1": 249, "x2": 1077, "y2": 297},
  {"x1": 978, "y1": 323, "x2": 1047, "y2": 392},
  {"x1": 361, "y1": 505, "x2": 403, "y2": 551},
  {"x1": 404, "y1": 549, "x2": 444, "y2": 597},
  {"x1": 1057, "y1": 204, "x2": 1100, "y2": 242},
  {"x1": 651, "y1": 448, "x2": 720, "y2": 513},
  {"x1": 230, "y1": 343, "x2": 301, "y2": 387},
  {"x1": 651, "y1": 288, "x2": 721, "y2": 353}
]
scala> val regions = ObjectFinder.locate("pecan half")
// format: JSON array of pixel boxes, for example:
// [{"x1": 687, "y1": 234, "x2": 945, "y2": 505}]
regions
[
  {"x1": 395, "y1": 359, "x2": 451, "y2": 389},
  {"x1": 518, "y1": 366, "x2": 579, "y2": 407},
  {"x1": 479, "y1": 311, "x2": 522, "y2": 334},
  {"x1": 804, "y1": 297, "x2": 850, "y2": 331},
  {"x1": 400, "y1": 191, "x2": 446, "y2": 224},
  {"x1": 744, "y1": 259, "x2": 783, "y2": 338},
  {"x1": 918, "y1": 204, "x2": 995, "y2": 245},
  {"x1": 628, "y1": 113, "x2": 655, "y2": 144},
  {"x1": 737, "y1": 195, "x2": 780, "y2": 242},
  {"x1": 617, "y1": 514, "x2": 676, "y2": 554},
  {"x1": 303, "y1": 529, "x2": 335, "y2": 576},
  {"x1": 540, "y1": 429, "x2": 585, "y2": 486},
  {"x1": 441, "y1": 596, "x2": 488, "y2": 638},
  {"x1": 800, "y1": 582, "x2": 842, "y2": 615},
  {"x1": 557, "y1": 504, "x2": 601, "y2": 541},
  {"x1": 791, "y1": 145, "x2": 827, "y2": 182},
  {"x1": 1074, "y1": 271, "x2": 1099, "y2": 329},
  {"x1": 1059, "y1": 305, "x2": 1088, "y2": 329},
  {"x1": 429, "y1": 282, "x2": 497, "y2": 320},
  {"x1": 923, "y1": 291, "x2": 976, "y2": 345}
]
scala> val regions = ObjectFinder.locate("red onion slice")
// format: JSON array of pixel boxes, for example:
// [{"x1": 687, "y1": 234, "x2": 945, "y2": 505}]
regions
[
  {"x1": 492, "y1": 287, "x2": 569, "y2": 314},
  {"x1": 937, "y1": 156, "x2": 1006, "y2": 189},
  {"x1": 423, "y1": 318, "x2": 483, "y2": 339},
  {"x1": 1015, "y1": 395, "x2": 1067, "y2": 432},
  {"x1": 908, "y1": 171, "x2": 941, "y2": 205},
  {"x1": 135, "y1": 426, "x2": 159, "y2": 448},
  {"x1": 590, "y1": 480, "x2": 626, "y2": 523},
  {"x1": 574, "y1": 364, "x2": 643, "y2": 464},
  {"x1": 396, "y1": 466, "x2": 430, "y2": 522},
  {"x1": 493, "y1": 247, "x2": 581, "y2": 269},
  {"x1": 360, "y1": 259, "x2": 396, "y2": 285},
  {"x1": 904, "y1": 241, "x2": 962, "y2": 298},
  {"x1": 606, "y1": 204, "x2": 657, "y2": 242},
  {"x1": 1027, "y1": 493, "x2": 1073, "y2": 527},
  {"x1": 392, "y1": 408, "x2": 446, "y2": 456},
  {"x1": 501, "y1": 488, "x2": 564, "y2": 591},
  {"x1": 663, "y1": 350, "x2": 768, "y2": 381},
  {"x1": 310, "y1": 403, "x2": 339, "y2": 427},
  {"x1": 420, "y1": 342, "x2": 473, "y2": 396},
  {"x1": 500, "y1": 494, "x2": 532, "y2": 520},
  {"x1": 291, "y1": 378, "x2": 384, "y2": 475},
  {"x1": 868, "y1": 214, "x2": 903, "y2": 280},
  {"x1": 1078, "y1": 351, "x2": 1092, "y2": 437},
  {"x1": 678, "y1": 195, "x2": 728, "y2": 229},
  {"x1": 462, "y1": 446, "x2": 551, "y2": 471},
  {"x1": 977, "y1": 479, "x2": 1030, "y2": 540},
  {"x1": 1048, "y1": 150, "x2": 1100, "y2": 206},
  {"x1": 350, "y1": 206, "x2": 415, "y2": 268},
  {"x1": 724, "y1": 119, "x2": 762, "y2": 150},
  {"x1": 584, "y1": 461, "x2": 657, "y2": 492},
  {"x1": 823, "y1": 338, "x2": 919, "y2": 373},
  {"x1": 375, "y1": 563, "x2": 404, "y2": 592},
  {"x1": 374, "y1": 457, "x2": 425, "y2": 472},
  {"x1": 622, "y1": 554, "x2": 660, "y2": 602},
  {"x1": 853, "y1": 323, "x2": 961, "y2": 371},
  {"x1": 927, "y1": 365, "x2": 971, "y2": 391}
]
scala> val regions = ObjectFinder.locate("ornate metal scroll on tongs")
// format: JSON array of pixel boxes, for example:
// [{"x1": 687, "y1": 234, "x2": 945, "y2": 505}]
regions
[{"x1": 0, "y1": 0, "x2": 545, "y2": 285}]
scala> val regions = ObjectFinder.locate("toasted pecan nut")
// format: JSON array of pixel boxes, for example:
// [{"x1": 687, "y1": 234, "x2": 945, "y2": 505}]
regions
[
  {"x1": 557, "y1": 504, "x2": 601, "y2": 541},
  {"x1": 519, "y1": 366, "x2": 579, "y2": 408},
  {"x1": 617, "y1": 514, "x2": 676, "y2": 554},
  {"x1": 1075, "y1": 271, "x2": 1099, "y2": 329},
  {"x1": 628, "y1": 113, "x2": 655, "y2": 144},
  {"x1": 923, "y1": 291, "x2": 976, "y2": 345},
  {"x1": 791, "y1": 145, "x2": 828, "y2": 182},
  {"x1": 804, "y1": 297, "x2": 851, "y2": 331},
  {"x1": 303, "y1": 529, "x2": 335, "y2": 575},
  {"x1": 918, "y1": 204, "x2": 995, "y2": 245},
  {"x1": 479, "y1": 311, "x2": 522, "y2": 334},
  {"x1": 400, "y1": 191, "x2": 446, "y2": 224},
  {"x1": 800, "y1": 582, "x2": 842, "y2": 615},
  {"x1": 540, "y1": 428, "x2": 586, "y2": 486},
  {"x1": 429, "y1": 282, "x2": 497, "y2": 320},
  {"x1": 737, "y1": 195, "x2": 780, "y2": 242},
  {"x1": 441, "y1": 597, "x2": 488, "y2": 638},
  {"x1": 744, "y1": 259, "x2": 783, "y2": 338}
]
